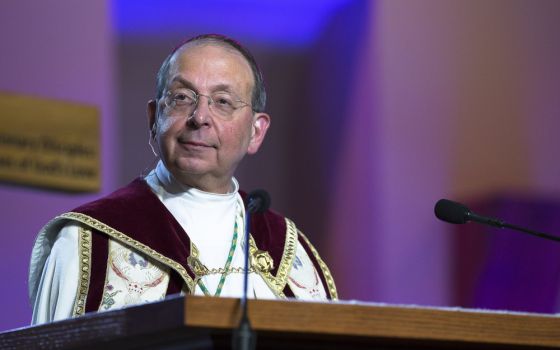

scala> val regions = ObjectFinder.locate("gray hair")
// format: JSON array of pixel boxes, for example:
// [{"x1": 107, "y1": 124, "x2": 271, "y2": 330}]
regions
[{"x1": 155, "y1": 34, "x2": 267, "y2": 113}]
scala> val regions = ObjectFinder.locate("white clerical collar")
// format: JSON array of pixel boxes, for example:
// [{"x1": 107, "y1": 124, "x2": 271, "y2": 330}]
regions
[{"x1": 153, "y1": 160, "x2": 239, "y2": 198}]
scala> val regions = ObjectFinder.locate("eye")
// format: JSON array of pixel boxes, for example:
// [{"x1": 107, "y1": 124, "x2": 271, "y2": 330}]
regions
[
  {"x1": 212, "y1": 92, "x2": 237, "y2": 111},
  {"x1": 170, "y1": 89, "x2": 195, "y2": 105},
  {"x1": 174, "y1": 93, "x2": 187, "y2": 101},
  {"x1": 214, "y1": 94, "x2": 234, "y2": 107}
]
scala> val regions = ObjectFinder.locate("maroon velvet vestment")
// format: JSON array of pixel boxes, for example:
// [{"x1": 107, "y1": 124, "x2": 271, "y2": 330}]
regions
[{"x1": 69, "y1": 178, "x2": 335, "y2": 312}]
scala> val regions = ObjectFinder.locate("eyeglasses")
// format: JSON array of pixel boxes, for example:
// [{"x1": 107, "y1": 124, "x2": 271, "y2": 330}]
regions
[{"x1": 163, "y1": 88, "x2": 251, "y2": 120}]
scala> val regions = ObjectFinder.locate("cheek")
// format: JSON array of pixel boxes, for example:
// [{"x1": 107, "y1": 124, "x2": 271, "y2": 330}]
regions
[
  {"x1": 225, "y1": 125, "x2": 250, "y2": 148},
  {"x1": 156, "y1": 116, "x2": 182, "y2": 135}
]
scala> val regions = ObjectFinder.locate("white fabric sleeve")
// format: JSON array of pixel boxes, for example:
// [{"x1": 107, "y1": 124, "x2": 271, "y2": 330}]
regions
[{"x1": 31, "y1": 224, "x2": 80, "y2": 325}]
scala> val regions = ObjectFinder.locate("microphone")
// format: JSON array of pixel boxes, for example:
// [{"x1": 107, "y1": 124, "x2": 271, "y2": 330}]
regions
[
  {"x1": 434, "y1": 199, "x2": 505, "y2": 227},
  {"x1": 246, "y1": 189, "x2": 271, "y2": 214},
  {"x1": 233, "y1": 190, "x2": 271, "y2": 350},
  {"x1": 434, "y1": 198, "x2": 560, "y2": 242}
]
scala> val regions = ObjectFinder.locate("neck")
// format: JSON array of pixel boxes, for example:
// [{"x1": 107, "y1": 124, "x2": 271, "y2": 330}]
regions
[
  {"x1": 178, "y1": 174, "x2": 233, "y2": 194},
  {"x1": 190, "y1": 178, "x2": 233, "y2": 194},
  {"x1": 155, "y1": 161, "x2": 237, "y2": 194}
]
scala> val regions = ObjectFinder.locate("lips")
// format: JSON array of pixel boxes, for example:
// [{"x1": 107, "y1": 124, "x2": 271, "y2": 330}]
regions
[
  {"x1": 185, "y1": 141, "x2": 210, "y2": 147},
  {"x1": 179, "y1": 139, "x2": 215, "y2": 149}
]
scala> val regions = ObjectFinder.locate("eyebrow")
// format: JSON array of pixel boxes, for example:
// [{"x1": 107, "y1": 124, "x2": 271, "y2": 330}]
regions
[
  {"x1": 169, "y1": 76, "x2": 195, "y2": 90},
  {"x1": 169, "y1": 76, "x2": 238, "y2": 95}
]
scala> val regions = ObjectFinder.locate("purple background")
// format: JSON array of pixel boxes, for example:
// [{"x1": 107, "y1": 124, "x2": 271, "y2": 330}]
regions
[{"x1": 2, "y1": 0, "x2": 560, "y2": 331}]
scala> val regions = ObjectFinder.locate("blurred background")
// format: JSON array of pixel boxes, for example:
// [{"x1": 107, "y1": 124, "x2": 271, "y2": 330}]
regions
[{"x1": 2, "y1": 0, "x2": 560, "y2": 331}]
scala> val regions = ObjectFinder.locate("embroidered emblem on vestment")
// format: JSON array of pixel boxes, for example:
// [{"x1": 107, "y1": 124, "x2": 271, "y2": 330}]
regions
[
  {"x1": 298, "y1": 231, "x2": 338, "y2": 300},
  {"x1": 287, "y1": 243, "x2": 325, "y2": 299},
  {"x1": 100, "y1": 240, "x2": 169, "y2": 310}
]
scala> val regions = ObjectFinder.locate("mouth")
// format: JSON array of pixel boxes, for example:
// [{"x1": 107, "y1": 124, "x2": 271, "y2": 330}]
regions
[{"x1": 179, "y1": 140, "x2": 215, "y2": 149}]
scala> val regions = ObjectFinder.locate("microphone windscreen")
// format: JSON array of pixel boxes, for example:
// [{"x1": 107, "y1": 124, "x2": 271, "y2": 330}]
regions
[
  {"x1": 247, "y1": 189, "x2": 271, "y2": 213},
  {"x1": 434, "y1": 199, "x2": 470, "y2": 224}
]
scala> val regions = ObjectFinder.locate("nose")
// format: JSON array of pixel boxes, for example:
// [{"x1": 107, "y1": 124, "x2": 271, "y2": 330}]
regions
[{"x1": 187, "y1": 95, "x2": 212, "y2": 127}]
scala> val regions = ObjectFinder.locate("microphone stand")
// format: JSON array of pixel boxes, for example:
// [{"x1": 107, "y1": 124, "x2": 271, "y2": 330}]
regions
[
  {"x1": 467, "y1": 211, "x2": 560, "y2": 242},
  {"x1": 232, "y1": 201, "x2": 256, "y2": 350},
  {"x1": 435, "y1": 198, "x2": 560, "y2": 243}
]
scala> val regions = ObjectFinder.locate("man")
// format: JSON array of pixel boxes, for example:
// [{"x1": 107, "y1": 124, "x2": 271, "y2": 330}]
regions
[{"x1": 29, "y1": 34, "x2": 337, "y2": 325}]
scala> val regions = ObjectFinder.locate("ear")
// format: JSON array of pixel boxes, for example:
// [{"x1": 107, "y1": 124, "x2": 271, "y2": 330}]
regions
[
  {"x1": 247, "y1": 112, "x2": 271, "y2": 155},
  {"x1": 147, "y1": 99, "x2": 157, "y2": 138}
]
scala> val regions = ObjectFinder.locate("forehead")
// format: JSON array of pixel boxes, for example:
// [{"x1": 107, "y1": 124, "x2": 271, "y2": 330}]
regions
[{"x1": 166, "y1": 43, "x2": 254, "y2": 96}]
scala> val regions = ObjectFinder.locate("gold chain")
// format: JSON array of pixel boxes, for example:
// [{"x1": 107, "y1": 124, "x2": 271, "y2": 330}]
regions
[{"x1": 199, "y1": 265, "x2": 255, "y2": 276}]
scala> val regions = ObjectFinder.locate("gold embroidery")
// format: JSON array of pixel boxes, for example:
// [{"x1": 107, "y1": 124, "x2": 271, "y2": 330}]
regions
[
  {"x1": 73, "y1": 226, "x2": 92, "y2": 316},
  {"x1": 60, "y1": 213, "x2": 305, "y2": 299},
  {"x1": 59, "y1": 212, "x2": 196, "y2": 293},
  {"x1": 250, "y1": 249, "x2": 274, "y2": 273},
  {"x1": 250, "y1": 218, "x2": 297, "y2": 298},
  {"x1": 276, "y1": 218, "x2": 298, "y2": 289},
  {"x1": 298, "y1": 230, "x2": 338, "y2": 300},
  {"x1": 187, "y1": 242, "x2": 209, "y2": 277}
]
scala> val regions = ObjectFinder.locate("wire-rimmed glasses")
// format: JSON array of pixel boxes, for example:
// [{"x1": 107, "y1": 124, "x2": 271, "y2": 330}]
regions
[{"x1": 163, "y1": 88, "x2": 251, "y2": 120}]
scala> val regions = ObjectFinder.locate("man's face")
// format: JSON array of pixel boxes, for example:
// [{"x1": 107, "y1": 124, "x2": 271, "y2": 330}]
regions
[{"x1": 148, "y1": 43, "x2": 270, "y2": 193}]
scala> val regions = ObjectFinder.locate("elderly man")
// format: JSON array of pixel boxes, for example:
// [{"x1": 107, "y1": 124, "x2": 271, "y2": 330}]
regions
[{"x1": 29, "y1": 34, "x2": 337, "y2": 325}]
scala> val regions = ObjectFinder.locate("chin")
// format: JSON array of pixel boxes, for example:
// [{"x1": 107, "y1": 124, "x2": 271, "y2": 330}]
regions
[{"x1": 171, "y1": 159, "x2": 212, "y2": 176}]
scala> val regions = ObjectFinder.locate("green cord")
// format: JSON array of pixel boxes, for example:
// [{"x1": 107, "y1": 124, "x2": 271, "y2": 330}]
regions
[{"x1": 197, "y1": 219, "x2": 239, "y2": 297}]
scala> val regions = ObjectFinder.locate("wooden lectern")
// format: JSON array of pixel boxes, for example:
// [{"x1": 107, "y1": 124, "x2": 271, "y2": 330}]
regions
[{"x1": 1, "y1": 295, "x2": 560, "y2": 349}]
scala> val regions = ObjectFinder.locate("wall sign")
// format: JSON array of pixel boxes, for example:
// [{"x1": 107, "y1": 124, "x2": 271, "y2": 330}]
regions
[{"x1": 0, "y1": 93, "x2": 100, "y2": 192}]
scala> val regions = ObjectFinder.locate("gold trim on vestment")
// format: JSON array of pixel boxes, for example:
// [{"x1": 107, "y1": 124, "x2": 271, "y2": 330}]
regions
[
  {"x1": 187, "y1": 243, "x2": 207, "y2": 281},
  {"x1": 298, "y1": 230, "x2": 338, "y2": 300},
  {"x1": 59, "y1": 212, "x2": 196, "y2": 293},
  {"x1": 59, "y1": 213, "x2": 307, "y2": 299},
  {"x1": 73, "y1": 226, "x2": 92, "y2": 316},
  {"x1": 248, "y1": 236, "x2": 282, "y2": 298},
  {"x1": 251, "y1": 218, "x2": 298, "y2": 298}
]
